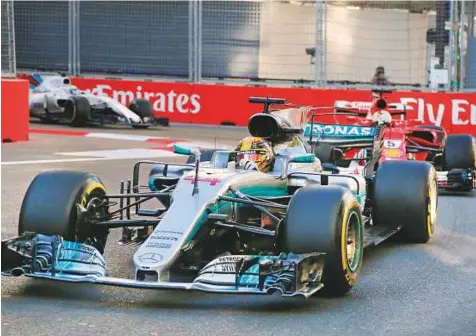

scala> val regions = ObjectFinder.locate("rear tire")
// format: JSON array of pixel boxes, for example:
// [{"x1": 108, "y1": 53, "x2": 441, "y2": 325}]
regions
[
  {"x1": 19, "y1": 170, "x2": 109, "y2": 254},
  {"x1": 64, "y1": 96, "x2": 91, "y2": 127},
  {"x1": 279, "y1": 184, "x2": 364, "y2": 297},
  {"x1": 442, "y1": 134, "x2": 476, "y2": 170},
  {"x1": 373, "y1": 160, "x2": 438, "y2": 243}
]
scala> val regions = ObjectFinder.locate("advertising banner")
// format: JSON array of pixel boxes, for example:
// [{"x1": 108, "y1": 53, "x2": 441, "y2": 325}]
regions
[{"x1": 64, "y1": 77, "x2": 476, "y2": 135}]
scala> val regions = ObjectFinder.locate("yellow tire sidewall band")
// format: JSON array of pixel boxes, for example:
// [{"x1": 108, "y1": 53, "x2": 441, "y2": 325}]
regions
[
  {"x1": 426, "y1": 173, "x2": 437, "y2": 239},
  {"x1": 340, "y1": 193, "x2": 361, "y2": 286},
  {"x1": 80, "y1": 180, "x2": 106, "y2": 207}
]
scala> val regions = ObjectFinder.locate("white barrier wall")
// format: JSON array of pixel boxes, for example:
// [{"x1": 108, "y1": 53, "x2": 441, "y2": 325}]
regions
[{"x1": 258, "y1": 2, "x2": 432, "y2": 84}]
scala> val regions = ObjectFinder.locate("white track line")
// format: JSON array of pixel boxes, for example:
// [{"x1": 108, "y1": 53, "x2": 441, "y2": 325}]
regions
[
  {"x1": 54, "y1": 148, "x2": 179, "y2": 159},
  {"x1": 84, "y1": 133, "x2": 163, "y2": 141},
  {"x1": 2, "y1": 149, "x2": 180, "y2": 166},
  {"x1": 1, "y1": 157, "x2": 125, "y2": 166}
]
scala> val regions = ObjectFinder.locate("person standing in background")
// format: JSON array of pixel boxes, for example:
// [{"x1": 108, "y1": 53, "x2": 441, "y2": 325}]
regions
[{"x1": 371, "y1": 66, "x2": 392, "y2": 85}]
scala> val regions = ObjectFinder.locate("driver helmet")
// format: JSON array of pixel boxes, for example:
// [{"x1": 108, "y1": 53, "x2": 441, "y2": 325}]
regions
[
  {"x1": 234, "y1": 136, "x2": 275, "y2": 173},
  {"x1": 69, "y1": 85, "x2": 79, "y2": 94},
  {"x1": 371, "y1": 109, "x2": 392, "y2": 125},
  {"x1": 367, "y1": 93, "x2": 388, "y2": 120}
]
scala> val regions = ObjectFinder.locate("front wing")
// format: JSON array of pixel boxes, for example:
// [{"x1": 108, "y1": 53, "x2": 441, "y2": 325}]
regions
[
  {"x1": 436, "y1": 168, "x2": 475, "y2": 191},
  {"x1": 1, "y1": 233, "x2": 325, "y2": 299}
]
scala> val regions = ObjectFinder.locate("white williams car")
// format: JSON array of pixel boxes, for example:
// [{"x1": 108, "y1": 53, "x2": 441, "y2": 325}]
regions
[{"x1": 23, "y1": 73, "x2": 169, "y2": 128}]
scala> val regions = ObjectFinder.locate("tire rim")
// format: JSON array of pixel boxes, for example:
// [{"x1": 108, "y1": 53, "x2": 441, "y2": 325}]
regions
[
  {"x1": 66, "y1": 100, "x2": 76, "y2": 122},
  {"x1": 427, "y1": 177, "x2": 438, "y2": 237},
  {"x1": 78, "y1": 188, "x2": 108, "y2": 252},
  {"x1": 71, "y1": 102, "x2": 76, "y2": 122},
  {"x1": 346, "y1": 211, "x2": 363, "y2": 272}
]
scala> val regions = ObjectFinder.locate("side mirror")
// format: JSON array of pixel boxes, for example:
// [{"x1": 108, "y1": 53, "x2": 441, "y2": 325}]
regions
[
  {"x1": 289, "y1": 153, "x2": 317, "y2": 164},
  {"x1": 173, "y1": 144, "x2": 200, "y2": 157},
  {"x1": 331, "y1": 148, "x2": 344, "y2": 162},
  {"x1": 173, "y1": 144, "x2": 193, "y2": 155}
]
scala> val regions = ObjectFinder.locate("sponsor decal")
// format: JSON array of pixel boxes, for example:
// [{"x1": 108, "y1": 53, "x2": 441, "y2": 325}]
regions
[
  {"x1": 84, "y1": 84, "x2": 201, "y2": 115},
  {"x1": 72, "y1": 252, "x2": 96, "y2": 262},
  {"x1": 383, "y1": 140, "x2": 402, "y2": 148},
  {"x1": 138, "y1": 252, "x2": 163, "y2": 263},
  {"x1": 334, "y1": 100, "x2": 373, "y2": 110},
  {"x1": 399, "y1": 97, "x2": 476, "y2": 127},
  {"x1": 156, "y1": 230, "x2": 184, "y2": 235},
  {"x1": 145, "y1": 242, "x2": 172, "y2": 249},
  {"x1": 220, "y1": 264, "x2": 236, "y2": 272},
  {"x1": 183, "y1": 176, "x2": 221, "y2": 186},
  {"x1": 77, "y1": 244, "x2": 98, "y2": 254},
  {"x1": 383, "y1": 149, "x2": 402, "y2": 158},
  {"x1": 62, "y1": 76, "x2": 476, "y2": 134},
  {"x1": 217, "y1": 256, "x2": 244, "y2": 263},
  {"x1": 149, "y1": 236, "x2": 179, "y2": 242},
  {"x1": 304, "y1": 123, "x2": 375, "y2": 138}
]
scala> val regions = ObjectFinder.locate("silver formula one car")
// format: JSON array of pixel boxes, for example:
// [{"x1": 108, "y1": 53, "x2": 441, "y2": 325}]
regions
[
  {"x1": 24, "y1": 73, "x2": 168, "y2": 128},
  {"x1": 1, "y1": 97, "x2": 438, "y2": 299}
]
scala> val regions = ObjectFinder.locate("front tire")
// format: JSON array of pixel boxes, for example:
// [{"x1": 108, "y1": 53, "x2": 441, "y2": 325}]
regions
[
  {"x1": 129, "y1": 99, "x2": 153, "y2": 120},
  {"x1": 279, "y1": 184, "x2": 364, "y2": 297},
  {"x1": 19, "y1": 170, "x2": 109, "y2": 254},
  {"x1": 373, "y1": 160, "x2": 438, "y2": 243},
  {"x1": 64, "y1": 96, "x2": 91, "y2": 127}
]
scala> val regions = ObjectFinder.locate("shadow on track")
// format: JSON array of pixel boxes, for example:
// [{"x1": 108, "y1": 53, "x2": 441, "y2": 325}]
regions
[{"x1": 438, "y1": 190, "x2": 475, "y2": 197}]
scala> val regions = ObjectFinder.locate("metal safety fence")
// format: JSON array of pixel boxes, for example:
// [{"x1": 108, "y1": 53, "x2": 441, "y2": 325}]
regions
[
  {"x1": 1, "y1": 0, "x2": 16, "y2": 78},
  {"x1": 4, "y1": 0, "x2": 475, "y2": 91}
]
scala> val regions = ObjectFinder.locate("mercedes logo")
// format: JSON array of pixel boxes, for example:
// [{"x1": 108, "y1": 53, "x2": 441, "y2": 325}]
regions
[{"x1": 138, "y1": 253, "x2": 163, "y2": 264}]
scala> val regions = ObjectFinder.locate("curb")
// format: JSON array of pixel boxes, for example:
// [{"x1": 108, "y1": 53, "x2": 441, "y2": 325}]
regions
[
  {"x1": 30, "y1": 128, "x2": 90, "y2": 136},
  {"x1": 29, "y1": 128, "x2": 235, "y2": 150}
]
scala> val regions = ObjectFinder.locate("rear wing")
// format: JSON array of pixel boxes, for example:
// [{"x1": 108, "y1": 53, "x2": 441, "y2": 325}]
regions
[
  {"x1": 334, "y1": 100, "x2": 412, "y2": 113},
  {"x1": 248, "y1": 96, "x2": 286, "y2": 114},
  {"x1": 247, "y1": 96, "x2": 412, "y2": 145},
  {"x1": 334, "y1": 101, "x2": 372, "y2": 112},
  {"x1": 248, "y1": 96, "x2": 312, "y2": 132}
]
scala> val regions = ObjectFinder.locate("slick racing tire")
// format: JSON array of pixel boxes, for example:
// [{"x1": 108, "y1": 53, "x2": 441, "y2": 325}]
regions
[
  {"x1": 129, "y1": 99, "x2": 154, "y2": 129},
  {"x1": 279, "y1": 184, "x2": 364, "y2": 297},
  {"x1": 129, "y1": 99, "x2": 153, "y2": 120},
  {"x1": 373, "y1": 161, "x2": 438, "y2": 244},
  {"x1": 64, "y1": 96, "x2": 91, "y2": 127},
  {"x1": 19, "y1": 170, "x2": 109, "y2": 254},
  {"x1": 442, "y1": 134, "x2": 476, "y2": 170}
]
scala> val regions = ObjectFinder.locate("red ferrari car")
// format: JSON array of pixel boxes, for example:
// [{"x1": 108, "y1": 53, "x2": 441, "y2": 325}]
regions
[{"x1": 307, "y1": 90, "x2": 475, "y2": 192}]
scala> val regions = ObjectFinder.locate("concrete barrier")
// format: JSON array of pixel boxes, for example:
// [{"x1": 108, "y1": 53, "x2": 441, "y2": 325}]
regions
[{"x1": 2, "y1": 79, "x2": 29, "y2": 143}]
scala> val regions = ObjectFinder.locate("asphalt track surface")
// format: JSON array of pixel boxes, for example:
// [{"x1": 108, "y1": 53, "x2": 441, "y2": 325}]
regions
[{"x1": 2, "y1": 123, "x2": 476, "y2": 336}]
